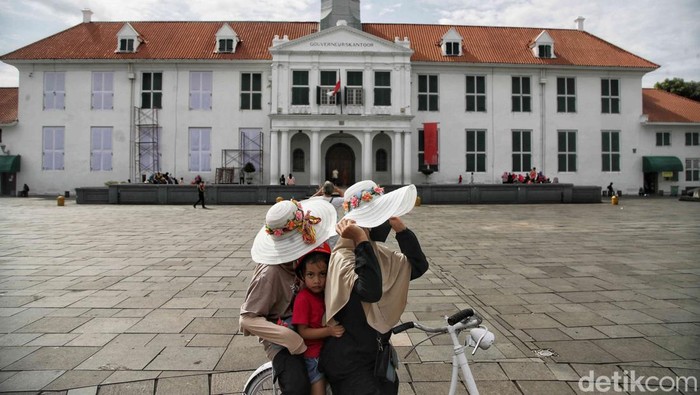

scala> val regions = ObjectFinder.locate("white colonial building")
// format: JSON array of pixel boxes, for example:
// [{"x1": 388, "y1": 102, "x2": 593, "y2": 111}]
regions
[{"x1": 1, "y1": 0, "x2": 698, "y2": 196}]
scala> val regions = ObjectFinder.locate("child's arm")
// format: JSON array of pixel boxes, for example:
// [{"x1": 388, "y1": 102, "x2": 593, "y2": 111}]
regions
[{"x1": 296, "y1": 323, "x2": 345, "y2": 340}]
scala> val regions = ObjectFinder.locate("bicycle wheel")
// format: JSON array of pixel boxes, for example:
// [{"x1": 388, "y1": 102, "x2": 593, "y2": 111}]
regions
[{"x1": 244, "y1": 367, "x2": 276, "y2": 395}]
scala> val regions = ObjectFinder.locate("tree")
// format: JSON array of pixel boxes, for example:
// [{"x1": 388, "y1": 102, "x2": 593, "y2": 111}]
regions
[{"x1": 654, "y1": 78, "x2": 700, "y2": 102}]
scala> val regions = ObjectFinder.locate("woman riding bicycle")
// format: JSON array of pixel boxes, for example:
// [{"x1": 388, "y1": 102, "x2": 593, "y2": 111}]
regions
[
  {"x1": 239, "y1": 198, "x2": 337, "y2": 395},
  {"x1": 321, "y1": 180, "x2": 429, "y2": 395}
]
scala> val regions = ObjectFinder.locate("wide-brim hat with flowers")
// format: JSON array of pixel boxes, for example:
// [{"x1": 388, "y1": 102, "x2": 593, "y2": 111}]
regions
[
  {"x1": 342, "y1": 180, "x2": 417, "y2": 229},
  {"x1": 251, "y1": 199, "x2": 337, "y2": 265}
]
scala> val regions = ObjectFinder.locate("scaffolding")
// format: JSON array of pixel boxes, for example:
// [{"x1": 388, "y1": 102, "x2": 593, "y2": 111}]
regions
[
  {"x1": 133, "y1": 107, "x2": 160, "y2": 182},
  {"x1": 218, "y1": 130, "x2": 263, "y2": 184}
]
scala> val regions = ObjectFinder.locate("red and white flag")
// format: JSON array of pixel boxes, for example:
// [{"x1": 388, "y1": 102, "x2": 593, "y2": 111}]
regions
[{"x1": 327, "y1": 80, "x2": 341, "y2": 97}]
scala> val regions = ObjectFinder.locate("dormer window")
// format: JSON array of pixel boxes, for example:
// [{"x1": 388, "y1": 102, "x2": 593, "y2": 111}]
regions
[
  {"x1": 445, "y1": 42, "x2": 460, "y2": 56},
  {"x1": 218, "y1": 39, "x2": 234, "y2": 53},
  {"x1": 531, "y1": 30, "x2": 556, "y2": 59},
  {"x1": 215, "y1": 24, "x2": 239, "y2": 53},
  {"x1": 116, "y1": 23, "x2": 140, "y2": 53},
  {"x1": 119, "y1": 38, "x2": 134, "y2": 52},
  {"x1": 441, "y1": 27, "x2": 463, "y2": 57}
]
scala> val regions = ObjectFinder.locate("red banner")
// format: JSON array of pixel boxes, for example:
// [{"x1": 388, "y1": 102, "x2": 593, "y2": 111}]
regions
[{"x1": 423, "y1": 122, "x2": 439, "y2": 165}]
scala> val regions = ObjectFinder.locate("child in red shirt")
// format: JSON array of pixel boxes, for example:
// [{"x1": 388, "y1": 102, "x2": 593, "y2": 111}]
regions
[{"x1": 292, "y1": 242, "x2": 345, "y2": 395}]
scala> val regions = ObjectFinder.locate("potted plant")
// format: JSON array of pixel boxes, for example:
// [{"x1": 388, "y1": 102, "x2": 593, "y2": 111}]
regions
[
  {"x1": 420, "y1": 166, "x2": 434, "y2": 183},
  {"x1": 243, "y1": 162, "x2": 256, "y2": 184}
]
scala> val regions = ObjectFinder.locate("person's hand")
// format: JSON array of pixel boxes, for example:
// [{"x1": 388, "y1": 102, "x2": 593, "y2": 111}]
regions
[
  {"x1": 388, "y1": 216, "x2": 407, "y2": 233},
  {"x1": 336, "y1": 218, "x2": 368, "y2": 245},
  {"x1": 328, "y1": 324, "x2": 345, "y2": 338}
]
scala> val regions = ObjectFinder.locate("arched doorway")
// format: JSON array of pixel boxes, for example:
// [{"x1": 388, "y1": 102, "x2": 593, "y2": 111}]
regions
[{"x1": 326, "y1": 143, "x2": 355, "y2": 186}]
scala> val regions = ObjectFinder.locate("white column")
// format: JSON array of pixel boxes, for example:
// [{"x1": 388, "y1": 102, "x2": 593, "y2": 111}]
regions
[
  {"x1": 392, "y1": 130, "x2": 402, "y2": 184},
  {"x1": 364, "y1": 64, "x2": 372, "y2": 114},
  {"x1": 362, "y1": 130, "x2": 372, "y2": 181},
  {"x1": 269, "y1": 130, "x2": 279, "y2": 185},
  {"x1": 280, "y1": 130, "x2": 290, "y2": 179},
  {"x1": 310, "y1": 130, "x2": 320, "y2": 185},
  {"x1": 402, "y1": 130, "x2": 412, "y2": 185}
]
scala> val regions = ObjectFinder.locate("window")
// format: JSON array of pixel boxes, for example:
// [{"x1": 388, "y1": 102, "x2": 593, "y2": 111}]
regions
[
  {"x1": 293, "y1": 149, "x2": 305, "y2": 172},
  {"x1": 345, "y1": 71, "x2": 363, "y2": 105},
  {"x1": 90, "y1": 127, "x2": 113, "y2": 171},
  {"x1": 292, "y1": 70, "x2": 309, "y2": 105},
  {"x1": 188, "y1": 128, "x2": 211, "y2": 172},
  {"x1": 512, "y1": 130, "x2": 531, "y2": 172},
  {"x1": 318, "y1": 70, "x2": 339, "y2": 105},
  {"x1": 557, "y1": 77, "x2": 576, "y2": 113},
  {"x1": 141, "y1": 72, "x2": 162, "y2": 109},
  {"x1": 189, "y1": 71, "x2": 212, "y2": 110},
  {"x1": 466, "y1": 130, "x2": 486, "y2": 172},
  {"x1": 42, "y1": 126, "x2": 64, "y2": 170},
  {"x1": 538, "y1": 44, "x2": 552, "y2": 58},
  {"x1": 557, "y1": 130, "x2": 577, "y2": 172},
  {"x1": 686, "y1": 158, "x2": 700, "y2": 181},
  {"x1": 418, "y1": 75, "x2": 438, "y2": 111},
  {"x1": 417, "y1": 129, "x2": 439, "y2": 172},
  {"x1": 241, "y1": 73, "x2": 262, "y2": 110},
  {"x1": 218, "y1": 39, "x2": 234, "y2": 53},
  {"x1": 43, "y1": 72, "x2": 65, "y2": 110},
  {"x1": 119, "y1": 38, "x2": 134, "y2": 52},
  {"x1": 685, "y1": 132, "x2": 699, "y2": 146},
  {"x1": 374, "y1": 71, "x2": 391, "y2": 106},
  {"x1": 465, "y1": 76, "x2": 486, "y2": 112},
  {"x1": 445, "y1": 41, "x2": 460, "y2": 56},
  {"x1": 656, "y1": 132, "x2": 671, "y2": 146},
  {"x1": 601, "y1": 79, "x2": 620, "y2": 114},
  {"x1": 512, "y1": 76, "x2": 531, "y2": 112},
  {"x1": 91, "y1": 72, "x2": 114, "y2": 110},
  {"x1": 602, "y1": 130, "x2": 620, "y2": 172},
  {"x1": 376, "y1": 149, "x2": 388, "y2": 172}
]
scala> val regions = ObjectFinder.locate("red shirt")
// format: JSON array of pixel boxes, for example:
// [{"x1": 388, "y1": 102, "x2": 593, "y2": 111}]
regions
[{"x1": 292, "y1": 287, "x2": 325, "y2": 358}]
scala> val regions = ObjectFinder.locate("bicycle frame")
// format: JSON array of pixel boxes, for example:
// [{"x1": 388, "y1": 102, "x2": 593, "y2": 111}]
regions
[{"x1": 392, "y1": 309, "x2": 494, "y2": 395}]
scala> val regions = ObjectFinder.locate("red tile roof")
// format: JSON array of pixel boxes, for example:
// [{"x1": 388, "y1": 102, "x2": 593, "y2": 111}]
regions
[
  {"x1": 0, "y1": 88, "x2": 18, "y2": 125},
  {"x1": 1, "y1": 22, "x2": 318, "y2": 61},
  {"x1": 365, "y1": 24, "x2": 658, "y2": 68},
  {"x1": 1, "y1": 21, "x2": 658, "y2": 70},
  {"x1": 643, "y1": 88, "x2": 700, "y2": 123}
]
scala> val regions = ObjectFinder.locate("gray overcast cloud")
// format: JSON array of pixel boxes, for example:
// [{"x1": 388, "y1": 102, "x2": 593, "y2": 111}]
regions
[{"x1": 1, "y1": 0, "x2": 698, "y2": 87}]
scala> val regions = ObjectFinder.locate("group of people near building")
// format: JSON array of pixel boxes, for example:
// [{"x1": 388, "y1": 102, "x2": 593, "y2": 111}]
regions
[
  {"x1": 501, "y1": 167, "x2": 551, "y2": 184},
  {"x1": 146, "y1": 172, "x2": 183, "y2": 185},
  {"x1": 279, "y1": 173, "x2": 297, "y2": 185},
  {"x1": 239, "y1": 179, "x2": 428, "y2": 394}
]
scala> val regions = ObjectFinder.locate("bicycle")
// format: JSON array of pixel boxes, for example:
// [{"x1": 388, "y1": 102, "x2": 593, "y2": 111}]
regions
[
  {"x1": 243, "y1": 308, "x2": 494, "y2": 395},
  {"x1": 392, "y1": 308, "x2": 495, "y2": 395}
]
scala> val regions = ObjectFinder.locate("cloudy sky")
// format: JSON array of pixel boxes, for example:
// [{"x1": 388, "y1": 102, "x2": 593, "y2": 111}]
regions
[{"x1": 1, "y1": 0, "x2": 698, "y2": 88}]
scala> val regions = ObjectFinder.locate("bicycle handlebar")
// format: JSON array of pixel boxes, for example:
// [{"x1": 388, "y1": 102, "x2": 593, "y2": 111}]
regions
[
  {"x1": 447, "y1": 308, "x2": 474, "y2": 325},
  {"x1": 391, "y1": 308, "x2": 480, "y2": 335},
  {"x1": 391, "y1": 321, "x2": 415, "y2": 334}
]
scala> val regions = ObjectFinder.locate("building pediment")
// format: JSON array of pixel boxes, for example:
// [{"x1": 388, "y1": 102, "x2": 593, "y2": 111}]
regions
[{"x1": 270, "y1": 24, "x2": 413, "y2": 56}]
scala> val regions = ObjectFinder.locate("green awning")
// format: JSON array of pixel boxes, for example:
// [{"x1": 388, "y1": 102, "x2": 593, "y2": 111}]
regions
[
  {"x1": 642, "y1": 156, "x2": 683, "y2": 172},
  {"x1": 0, "y1": 155, "x2": 20, "y2": 173}
]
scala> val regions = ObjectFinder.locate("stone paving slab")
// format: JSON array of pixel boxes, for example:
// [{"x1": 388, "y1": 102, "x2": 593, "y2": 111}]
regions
[{"x1": 0, "y1": 197, "x2": 698, "y2": 394}]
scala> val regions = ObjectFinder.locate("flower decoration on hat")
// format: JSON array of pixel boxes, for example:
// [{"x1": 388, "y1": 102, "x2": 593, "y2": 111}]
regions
[
  {"x1": 264, "y1": 200, "x2": 321, "y2": 244},
  {"x1": 343, "y1": 185, "x2": 384, "y2": 213}
]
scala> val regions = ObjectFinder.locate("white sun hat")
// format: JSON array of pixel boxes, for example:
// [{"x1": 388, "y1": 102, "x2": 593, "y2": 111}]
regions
[
  {"x1": 251, "y1": 198, "x2": 337, "y2": 265},
  {"x1": 341, "y1": 180, "x2": 417, "y2": 228}
]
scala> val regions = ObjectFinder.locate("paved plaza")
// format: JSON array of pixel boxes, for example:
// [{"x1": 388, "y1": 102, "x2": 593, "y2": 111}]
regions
[{"x1": 0, "y1": 196, "x2": 699, "y2": 394}]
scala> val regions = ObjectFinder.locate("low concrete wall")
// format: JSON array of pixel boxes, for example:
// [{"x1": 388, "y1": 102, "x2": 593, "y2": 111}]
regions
[
  {"x1": 75, "y1": 187, "x2": 109, "y2": 204},
  {"x1": 76, "y1": 183, "x2": 601, "y2": 205},
  {"x1": 415, "y1": 183, "x2": 600, "y2": 204}
]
